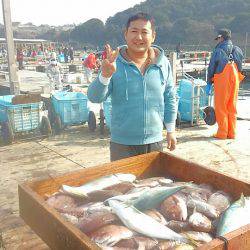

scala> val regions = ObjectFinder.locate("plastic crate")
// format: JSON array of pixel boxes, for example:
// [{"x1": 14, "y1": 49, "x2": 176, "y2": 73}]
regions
[
  {"x1": 0, "y1": 95, "x2": 42, "y2": 132},
  {"x1": 103, "y1": 98, "x2": 112, "y2": 129},
  {"x1": 177, "y1": 78, "x2": 208, "y2": 122},
  {"x1": 51, "y1": 91, "x2": 89, "y2": 125}
]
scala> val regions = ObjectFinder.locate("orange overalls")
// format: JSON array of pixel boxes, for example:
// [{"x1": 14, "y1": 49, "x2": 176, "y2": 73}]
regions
[{"x1": 213, "y1": 62, "x2": 245, "y2": 139}]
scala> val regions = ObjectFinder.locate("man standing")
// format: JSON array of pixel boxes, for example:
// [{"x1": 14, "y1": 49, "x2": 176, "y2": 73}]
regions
[
  {"x1": 46, "y1": 59, "x2": 63, "y2": 91},
  {"x1": 207, "y1": 29, "x2": 245, "y2": 139},
  {"x1": 84, "y1": 52, "x2": 97, "y2": 83},
  {"x1": 16, "y1": 48, "x2": 24, "y2": 70},
  {"x1": 88, "y1": 13, "x2": 177, "y2": 161}
]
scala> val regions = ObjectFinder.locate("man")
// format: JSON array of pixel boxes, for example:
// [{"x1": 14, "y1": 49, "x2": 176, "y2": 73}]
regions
[
  {"x1": 206, "y1": 29, "x2": 245, "y2": 139},
  {"x1": 88, "y1": 13, "x2": 177, "y2": 161},
  {"x1": 84, "y1": 52, "x2": 98, "y2": 83},
  {"x1": 46, "y1": 59, "x2": 63, "y2": 91},
  {"x1": 16, "y1": 48, "x2": 24, "y2": 70}
]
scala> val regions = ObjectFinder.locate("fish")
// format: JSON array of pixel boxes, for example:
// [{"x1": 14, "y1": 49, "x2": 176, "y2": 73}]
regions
[
  {"x1": 77, "y1": 211, "x2": 119, "y2": 233},
  {"x1": 188, "y1": 209, "x2": 212, "y2": 233},
  {"x1": 115, "y1": 236, "x2": 158, "y2": 249},
  {"x1": 46, "y1": 193, "x2": 82, "y2": 210},
  {"x1": 144, "y1": 209, "x2": 168, "y2": 225},
  {"x1": 62, "y1": 173, "x2": 136, "y2": 198},
  {"x1": 46, "y1": 193, "x2": 88, "y2": 217},
  {"x1": 167, "y1": 220, "x2": 191, "y2": 233},
  {"x1": 180, "y1": 231, "x2": 213, "y2": 243},
  {"x1": 160, "y1": 195, "x2": 187, "y2": 221},
  {"x1": 105, "y1": 187, "x2": 150, "y2": 204},
  {"x1": 102, "y1": 247, "x2": 133, "y2": 250},
  {"x1": 131, "y1": 185, "x2": 189, "y2": 211},
  {"x1": 187, "y1": 197, "x2": 220, "y2": 219},
  {"x1": 172, "y1": 244, "x2": 195, "y2": 250},
  {"x1": 84, "y1": 202, "x2": 112, "y2": 215},
  {"x1": 60, "y1": 213, "x2": 79, "y2": 225},
  {"x1": 181, "y1": 184, "x2": 213, "y2": 202},
  {"x1": 152, "y1": 240, "x2": 178, "y2": 250},
  {"x1": 88, "y1": 224, "x2": 134, "y2": 247},
  {"x1": 158, "y1": 178, "x2": 174, "y2": 186},
  {"x1": 208, "y1": 191, "x2": 232, "y2": 214},
  {"x1": 154, "y1": 242, "x2": 195, "y2": 250},
  {"x1": 104, "y1": 181, "x2": 135, "y2": 194},
  {"x1": 87, "y1": 190, "x2": 123, "y2": 202},
  {"x1": 216, "y1": 195, "x2": 250, "y2": 236},
  {"x1": 108, "y1": 199, "x2": 188, "y2": 243},
  {"x1": 126, "y1": 186, "x2": 151, "y2": 194},
  {"x1": 134, "y1": 177, "x2": 166, "y2": 188}
]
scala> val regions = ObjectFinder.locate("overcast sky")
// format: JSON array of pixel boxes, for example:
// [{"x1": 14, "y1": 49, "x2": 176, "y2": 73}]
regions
[{"x1": 0, "y1": 0, "x2": 145, "y2": 26}]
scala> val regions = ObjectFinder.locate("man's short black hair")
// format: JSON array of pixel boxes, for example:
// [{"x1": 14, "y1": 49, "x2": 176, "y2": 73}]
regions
[{"x1": 126, "y1": 12, "x2": 155, "y2": 31}]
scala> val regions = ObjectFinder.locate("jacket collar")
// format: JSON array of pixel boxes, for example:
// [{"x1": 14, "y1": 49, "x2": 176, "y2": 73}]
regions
[{"x1": 118, "y1": 44, "x2": 165, "y2": 67}]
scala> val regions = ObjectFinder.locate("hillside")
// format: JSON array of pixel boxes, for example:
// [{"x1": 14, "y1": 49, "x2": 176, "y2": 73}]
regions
[{"x1": 1, "y1": 0, "x2": 250, "y2": 50}]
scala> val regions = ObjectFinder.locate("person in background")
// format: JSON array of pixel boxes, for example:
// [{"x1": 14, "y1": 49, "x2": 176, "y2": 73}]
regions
[
  {"x1": 63, "y1": 46, "x2": 69, "y2": 63},
  {"x1": 31, "y1": 49, "x2": 37, "y2": 58},
  {"x1": 16, "y1": 48, "x2": 24, "y2": 70},
  {"x1": 83, "y1": 52, "x2": 98, "y2": 83},
  {"x1": 46, "y1": 59, "x2": 63, "y2": 91},
  {"x1": 206, "y1": 29, "x2": 245, "y2": 139},
  {"x1": 69, "y1": 47, "x2": 74, "y2": 63},
  {"x1": 50, "y1": 50, "x2": 57, "y2": 60},
  {"x1": 88, "y1": 12, "x2": 177, "y2": 161}
]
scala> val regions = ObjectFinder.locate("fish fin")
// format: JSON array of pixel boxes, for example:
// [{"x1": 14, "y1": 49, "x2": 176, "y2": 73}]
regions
[
  {"x1": 182, "y1": 233, "x2": 200, "y2": 247},
  {"x1": 240, "y1": 193, "x2": 246, "y2": 207},
  {"x1": 192, "y1": 207, "x2": 196, "y2": 214}
]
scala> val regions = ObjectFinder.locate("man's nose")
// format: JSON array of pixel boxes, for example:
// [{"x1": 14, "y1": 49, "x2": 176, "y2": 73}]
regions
[{"x1": 135, "y1": 32, "x2": 143, "y2": 39}]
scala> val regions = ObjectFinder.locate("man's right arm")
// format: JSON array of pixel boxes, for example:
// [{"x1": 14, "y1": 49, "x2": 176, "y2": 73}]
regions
[
  {"x1": 87, "y1": 74, "x2": 111, "y2": 103},
  {"x1": 207, "y1": 50, "x2": 218, "y2": 82}
]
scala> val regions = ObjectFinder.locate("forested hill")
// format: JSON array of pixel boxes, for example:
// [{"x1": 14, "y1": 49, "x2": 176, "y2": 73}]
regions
[{"x1": 48, "y1": 0, "x2": 250, "y2": 48}]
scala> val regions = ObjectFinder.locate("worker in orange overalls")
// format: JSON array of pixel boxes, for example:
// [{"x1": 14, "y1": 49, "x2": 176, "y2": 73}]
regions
[{"x1": 206, "y1": 29, "x2": 245, "y2": 139}]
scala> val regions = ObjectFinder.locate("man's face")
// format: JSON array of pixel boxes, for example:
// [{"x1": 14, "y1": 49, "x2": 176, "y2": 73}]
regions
[
  {"x1": 215, "y1": 36, "x2": 224, "y2": 44},
  {"x1": 124, "y1": 19, "x2": 155, "y2": 53}
]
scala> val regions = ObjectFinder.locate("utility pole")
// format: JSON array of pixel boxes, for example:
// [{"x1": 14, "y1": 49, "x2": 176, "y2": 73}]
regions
[
  {"x1": 169, "y1": 52, "x2": 177, "y2": 85},
  {"x1": 2, "y1": 0, "x2": 20, "y2": 94},
  {"x1": 245, "y1": 32, "x2": 248, "y2": 62}
]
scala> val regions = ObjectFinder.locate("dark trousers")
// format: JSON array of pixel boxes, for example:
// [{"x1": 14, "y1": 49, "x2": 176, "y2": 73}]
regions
[
  {"x1": 110, "y1": 141, "x2": 163, "y2": 161},
  {"x1": 18, "y1": 60, "x2": 23, "y2": 70}
]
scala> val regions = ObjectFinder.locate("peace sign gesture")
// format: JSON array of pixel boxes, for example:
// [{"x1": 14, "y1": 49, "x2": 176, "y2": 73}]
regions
[{"x1": 101, "y1": 44, "x2": 119, "y2": 78}]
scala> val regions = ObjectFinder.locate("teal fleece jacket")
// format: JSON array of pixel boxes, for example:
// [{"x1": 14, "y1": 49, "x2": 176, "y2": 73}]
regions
[{"x1": 87, "y1": 45, "x2": 177, "y2": 145}]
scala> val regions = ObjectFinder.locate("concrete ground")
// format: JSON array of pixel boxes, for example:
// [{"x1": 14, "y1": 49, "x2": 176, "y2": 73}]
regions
[
  {"x1": 0, "y1": 119, "x2": 250, "y2": 249},
  {"x1": 0, "y1": 70, "x2": 250, "y2": 249}
]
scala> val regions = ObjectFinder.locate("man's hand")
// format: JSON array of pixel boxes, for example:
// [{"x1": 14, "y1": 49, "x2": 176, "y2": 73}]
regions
[
  {"x1": 166, "y1": 132, "x2": 177, "y2": 151},
  {"x1": 101, "y1": 44, "x2": 119, "y2": 78}
]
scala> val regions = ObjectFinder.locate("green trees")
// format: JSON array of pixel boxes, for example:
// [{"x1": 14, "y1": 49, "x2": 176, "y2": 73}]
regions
[{"x1": 36, "y1": 0, "x2": 250, "y2": 48}]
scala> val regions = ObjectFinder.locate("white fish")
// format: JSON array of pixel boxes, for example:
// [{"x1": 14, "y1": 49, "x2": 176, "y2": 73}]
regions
[
  {"x1": 108, "y1": 199, "x2": 188, "y2": 243},
  {"x1": 62, "y1": 173, "x2": 136, "y2": 198},
  {"x1": 216, "y1": 195, "x2": 250, "y2": 236},
  {"x1": 105, "y1": 187, "x2": 150, "y2": 204}
]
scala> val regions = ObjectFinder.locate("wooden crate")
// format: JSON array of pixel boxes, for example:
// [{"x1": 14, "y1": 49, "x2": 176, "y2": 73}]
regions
[{"x1": 18, "y1": 152, "x2": 250, "y2": 250}]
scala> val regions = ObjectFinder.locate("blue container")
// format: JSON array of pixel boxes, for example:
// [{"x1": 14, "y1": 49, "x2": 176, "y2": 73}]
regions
[
  {"x1": 177, "y1": 78, "x2": 208, "y2": 122},
  {"x1": 0, "y1": 95, "x2": 42, "y2": 132},
  {"x1": 103, "y1": 98, "x2": 112, "y2": 129},
  {"x1": 51, "y1": 91, "x2": 89, "y2": 125}
]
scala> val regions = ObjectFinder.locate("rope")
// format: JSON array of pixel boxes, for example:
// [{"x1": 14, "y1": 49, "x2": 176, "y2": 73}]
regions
[
  {"x1": 36, "y1": 140, "x2": 86, "y2": 169},
  {"x1": 216, "y1": 235, "x2": 229, "y2": 250}
]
